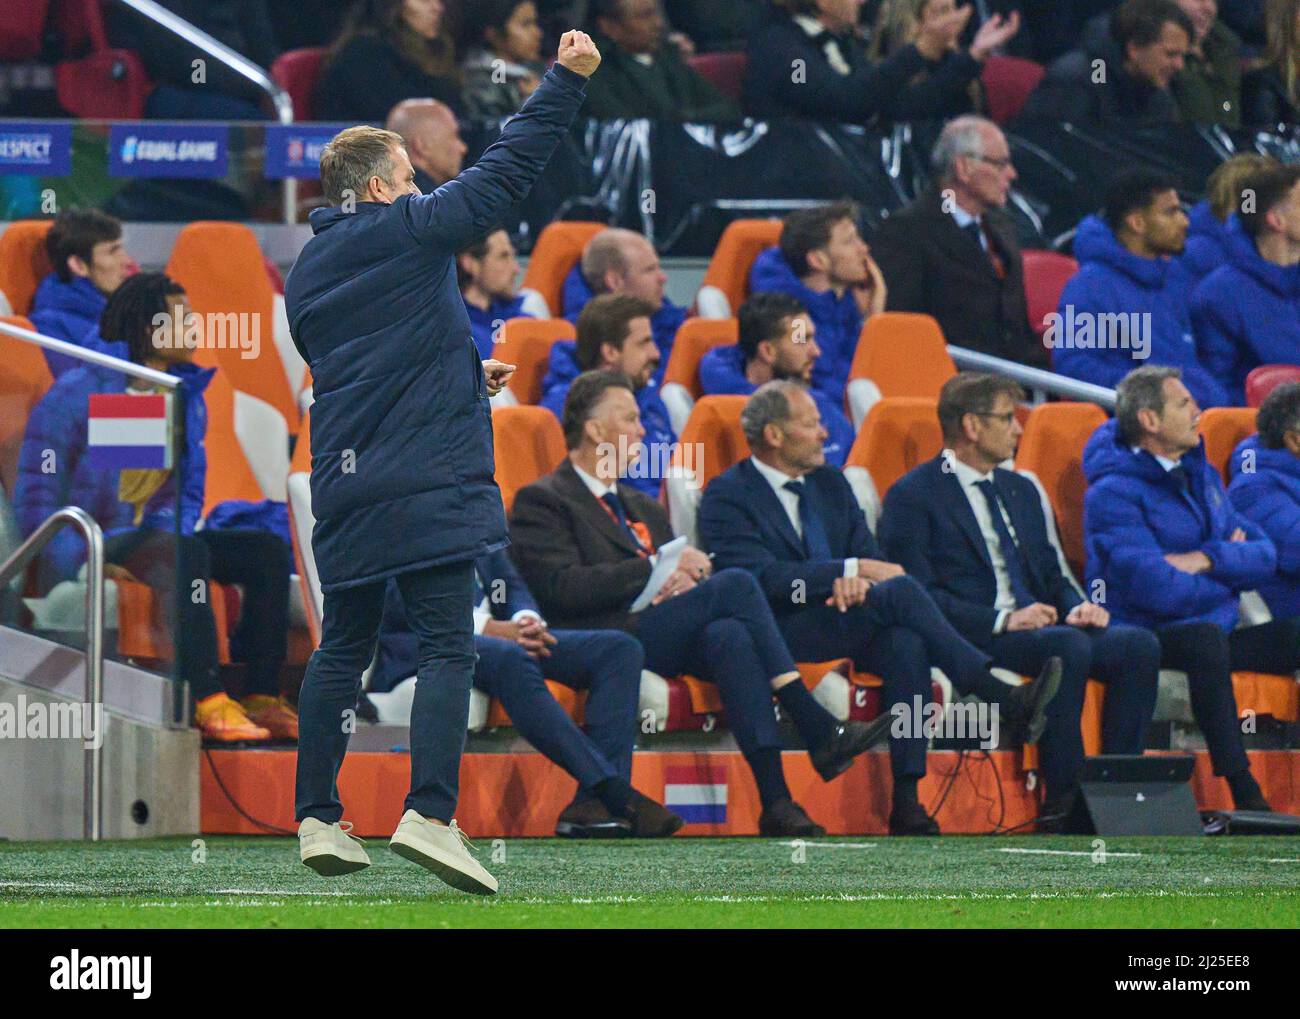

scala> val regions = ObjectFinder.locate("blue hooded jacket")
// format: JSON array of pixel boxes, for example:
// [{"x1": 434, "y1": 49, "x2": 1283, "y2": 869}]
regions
[
  {"x1": 1227, "y1": 434, "x2": 1300, "y2": 619},
  {"x1": 539, "y1": 340, "x2": 675, "y2": 498},
  {"x1": 1082, "y1": 418, "x2": 1276, "y2": 631},
  {"x1": 13, "y1": 360, "x2": 215, "y2": 583},
  {"x1": 464, "y1": 293, "x2": 529, "y2": 360},
  {"x1": 1182, "y1": 200, "x2": 1230, "y2": 287},
  {"x1": 1191, "y1": 216, "x2": 1300, "y2": 406},
  {"x1": 697, "y1": 344, "x2": 852, "y2": 467},
  {"x1": 283, "y1": 64, "x2": 588, "y2": 592},
  {"x1": 747, "y1": 247, "x2": 862, "y2": 407},
  {"x1": 559, "y1": 264, "x2": 686, "y2": 386},
  {"x1": 1054, "y1": 215, "x2": 1228, "y2": 409},
  {"x1": 28, "y1": 273, "x2": 125, "y2": 378}
]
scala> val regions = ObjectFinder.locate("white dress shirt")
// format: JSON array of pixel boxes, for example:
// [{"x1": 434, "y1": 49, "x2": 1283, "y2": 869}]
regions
[
  {"x1": 949, "y1": 202, "x2": 991, "y2": 256},
  {"x1": 750, "y1": 457, "x2": 857, "y2": 577},
  {"x1": 944, "y1": 449, "x2": 1022, "y2": 632},
  {"x1": 573, "y1": 460, "x2": 657, "y2": 566}
]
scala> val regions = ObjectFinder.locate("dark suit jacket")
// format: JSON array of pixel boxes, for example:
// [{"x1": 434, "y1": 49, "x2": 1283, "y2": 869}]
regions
[
  {"x1": 697, "y1": 459, "x2": 879, "y2": 614},
  {"x1": 508, "y1": 459, "x2": 674, "y2": 632},
  {"x1": 871, "y1": 187, "x2": 1044, "y2": 367},
  {"x1": 877, "y1": 455, "x2": 1082, "y2": 649}
]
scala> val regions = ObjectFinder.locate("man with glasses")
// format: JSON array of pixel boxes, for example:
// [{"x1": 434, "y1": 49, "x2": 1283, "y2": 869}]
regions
[
  {"x1": 871, "y1": 116, "x2": 1044, "y2": 366},
  {"x1": 879, "y1": 372, "x2": 1163, "y2": 830}
]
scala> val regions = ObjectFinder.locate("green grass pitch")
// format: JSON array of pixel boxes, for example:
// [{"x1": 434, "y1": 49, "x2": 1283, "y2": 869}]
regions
[{"x1": 2, "y1": 835, "x2": 1300, "y2": 928}]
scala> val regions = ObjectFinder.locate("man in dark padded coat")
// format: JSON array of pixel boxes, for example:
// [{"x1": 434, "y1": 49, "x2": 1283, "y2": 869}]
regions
[{"x1": 284, "y1": 30, "x2": 602, "y2": 894}]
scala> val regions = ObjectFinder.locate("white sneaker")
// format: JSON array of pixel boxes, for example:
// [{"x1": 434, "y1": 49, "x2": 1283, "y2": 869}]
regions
[
  {"x1": 388, "y1": 810, "x2": 499, "y2": 895},
  {"x1": 298, "y1": 817, "x2": 371, "y2": 876}
]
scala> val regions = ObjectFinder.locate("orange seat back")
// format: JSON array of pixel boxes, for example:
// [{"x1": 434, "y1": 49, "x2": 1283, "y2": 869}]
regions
[
  {"x1": 493, "y1": 317, "x2": 576, "y2": 405},
  {"x1": 0, "y1": 316, "x2": 54, "y2": 495},
  {"x1": 1200, "y1": 407, "x2": 1257, "y2": 481},
  {"x1": 672, "y1": 395, "x2": 748, "y2": 489},
  {"x1": 0, "y1": 221, "x2": 54, "y2": 316},
  {"x1": 1015, "y1": 401, "x2": 1108, "y2": 573},
  {"x1": 847, "y1": 312, "x2": 956, "y2": 399},
  {"x1": 165, "y1": 222, "x2": 299, "y2": 433},
  {"x1": 291, "y1": 407, "x2": 313, "y2": 474},
  {"x1": 845, "y1": 397, "x2": 942, "y2": 498},
  {"x1": 1021, "y1": 249, "x2": 1077, "y2": 340},
  {"x1": 698, "y1": 219, "x2": 783, "y2": 315},
  {"x1": 520, "y1": 221, "x2": 607, "y2": 316},
  {"x1": 662, "y1": 318, "x2": 738, "y2": 396},
  {"x1": 492, "y1": 405, "x2": 567, "y2": 514},
  {"x1": 201, "y1": 368, "x2": 270, "y2": 513}
]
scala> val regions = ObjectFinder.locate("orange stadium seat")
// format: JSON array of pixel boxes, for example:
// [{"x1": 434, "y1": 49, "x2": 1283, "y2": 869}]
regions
[
  {"x1": 666, "y1": 394, "x2": 748, "y2": 541},
  {"x1": 1021, "y1": 249, "x2": 1077, "y2": 342},
  {"x1": 0, "y1": 316, "x2": 54, "y2": 496},
  {"x1": 660, "y1": 317, "x2": 738, "y2": 433},
  {"x1": 842, "y1": 397, "x2": 942, "y2": 528},
  {"x1": 270, "y1": 47, "x2": 327, "y2": 121},
  {"x1": 0, "y1": 221, "x2": 54, "y2": 317},
  {"x1": 1015, "y1": 401, "x2": 1108, "y2": 577},
  {"x1": 1245, "y1": 364, "x2": 1300, "y2": 408},
  {"x1": 694, "y1": 219, "x2": 783, "y2": 318},
  {"x1": 845, "y1": 312, "x2": 956, "y2": 429},
  {"x1": 981, "y1": 54, "x2": 1046, "y2": 125},
  {"x1": 519, "y1": 221, "x2": 607, "y2": 316},
  {"x1": 1199, "y1": 406, "x2": 1257, "y2": 481},
  {"x1": 202, "y1": 369, "x2": 287, "y2": 514},
  {"x1": 491, "y1": 317, "x2": 576, "y2": 406},
  {"x1": 492, "y1": 405, "x2": 566, "y2": 514},
  {"x1": 687, "y1": 52, "x2": 748, "y2": 101}
]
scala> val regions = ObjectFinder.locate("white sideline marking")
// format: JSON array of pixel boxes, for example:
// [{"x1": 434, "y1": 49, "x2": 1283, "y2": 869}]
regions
[
  {"x1": 781, "y1": 841, "x2": 878, "y2": 849},
  {"x1": 995, "y1": 848, "x2": 1142, "y2": 858},
  {"x1": 1263, "y1": 858, "x2": 1300, "y2": 864},
  {"x1": 0, "y1": 880, "x2": 84, "y2": 890}
]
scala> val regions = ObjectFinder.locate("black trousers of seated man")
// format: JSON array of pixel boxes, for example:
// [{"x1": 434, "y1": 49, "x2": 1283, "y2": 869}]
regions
[{"x1": 1156, "y1": 618, "x2": 1300, "y2": 778}]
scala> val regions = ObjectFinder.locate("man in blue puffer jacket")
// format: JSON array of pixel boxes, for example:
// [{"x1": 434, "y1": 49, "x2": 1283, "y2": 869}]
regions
[
  {"x1": 283, "y1": 32, "x2": 599, "y2": 889},
  {"x1": 1054, "y1": 171, "x2": 1228, "y2": 409},
  {"x1": 1083, "y1": 365, "x2": 1283, "y2": 811},
  {"x1": 698, "y1": 292, "x2": 853, "y2": 467},
  {"x1": 1191, "y1": 166, "x2": 1300, "y2": 406},
  {"x1": 1228, "y1": 383, "x2": 1300, "y2": 621},
  {"x1": 456, "y1": 227, "x2": 533, "y2": 359},
  {"x1": 1182, "y1": 154, "x2": 1280, "y2": 287},
  {"x1": 29, "y1": 207, "x2": 134, "y2": 378}
]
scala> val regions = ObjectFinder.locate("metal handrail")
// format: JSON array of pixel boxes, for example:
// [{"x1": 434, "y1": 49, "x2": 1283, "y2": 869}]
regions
[
  {"x1": 948, "y1": 345, "x2": 1118, "y2": 410},
  {"x1": 0, "y1": 319, "x2": 179, "y2": 388},
  {"x1": 115, "y1": 0, "x2": 298, "y2": 223},
  {"x1": 0, "y1": 507, "x2": 105, "y2": 841}
]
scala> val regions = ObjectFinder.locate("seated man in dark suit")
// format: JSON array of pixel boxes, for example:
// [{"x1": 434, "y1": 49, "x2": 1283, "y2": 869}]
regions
[
  {"x1": 373, "y1": 548, "x2": 682, "y2": 839},
  {"x1": 697, "y1": 381, "x2": 1062, "y2": 836},
  {"x1": 879, "y1": 372, "x2": 1163, "y2": 828},
  {"x1": 510, "y1": 370, "x2": 886, "y2": 837}
]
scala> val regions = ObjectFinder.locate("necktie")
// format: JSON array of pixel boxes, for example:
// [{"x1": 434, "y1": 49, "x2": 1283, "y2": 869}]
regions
[
  {"x1": 964, "y1": 219, "x2": 1005, "y2": 278},
  {"x1": 974, "y1": 480, "x2": 1035, "y2": 608},
  {"x1": 1169, "y1": 464, "x2": 1192, "y2": 492},
  {"x1": 600, "y1": 491, "x2": 648, "y2": 553},
  {"x1": 783, "y1": 480, "x2": 833, "y2": 561}
]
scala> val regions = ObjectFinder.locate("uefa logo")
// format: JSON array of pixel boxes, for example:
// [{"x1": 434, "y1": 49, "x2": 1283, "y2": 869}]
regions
[{"x1": 120, "y1": 135, "x2": 138, "y2": 164}]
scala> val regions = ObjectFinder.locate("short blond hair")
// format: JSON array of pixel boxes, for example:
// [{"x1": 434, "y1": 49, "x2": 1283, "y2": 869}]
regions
[{"x1": 319, "y1": 125, "x2": 405, "y2": 206}]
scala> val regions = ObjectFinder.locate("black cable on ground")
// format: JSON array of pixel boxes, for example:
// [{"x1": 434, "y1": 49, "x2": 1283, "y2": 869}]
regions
[{"x1": 202, "y1": 747, "x2": 297, "y2": 836}]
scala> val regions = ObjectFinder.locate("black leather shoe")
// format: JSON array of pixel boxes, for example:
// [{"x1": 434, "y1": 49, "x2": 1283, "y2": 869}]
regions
[
  {"x1": 810, "y1": 715, "x2": 893, "y2": 782},
  {"x1": 555, "y1": 798, "x2": 632, "y2": 839},
  {"x1": 620, "y1": 791, "x2": 685, "y2": 838},
  {"x1": 758, "y1": 799, "x2": 826, "y2": 837},
  {"x1": 888, "y1": 801, "x2": 940, "y2": 836},
  {"x1": 1004, "y1": 656, "x2": 1063, "y2": 745}
]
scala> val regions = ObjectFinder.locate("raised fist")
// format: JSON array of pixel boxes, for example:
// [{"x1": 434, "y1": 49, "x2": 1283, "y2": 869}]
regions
[{"x1": 557, "y1": 29, "x2": 601, "y2": 77}]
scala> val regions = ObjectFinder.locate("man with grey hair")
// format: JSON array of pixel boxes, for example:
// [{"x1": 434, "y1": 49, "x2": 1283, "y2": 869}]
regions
[
  {"x1": 385, "y1": 98, "x2": 469, "y2": 192},
  {"x1": 284, "y1": 31, "x2": 602, "y2": 890},
  {"x1": 699, "y1": 380, "x2": 1063, "y2": 836},
  {"x1": 871, "y1": 115, "x2": 1043, "y2": 366},
  {"x1": 1083, "y1": 364, "x2": 1277, "y2": 812}
]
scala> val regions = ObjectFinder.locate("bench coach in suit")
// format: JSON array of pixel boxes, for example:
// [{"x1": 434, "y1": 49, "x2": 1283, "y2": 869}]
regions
[
  {"x1": 878, "y1": 373, "x2": 1161, "y2": 828},
  {"x1": 508, "y1": 370, "x2": 888, "y2": 837},
  {"x1": 698, "y1": 381, "x2": 1062, "y2": 835}
]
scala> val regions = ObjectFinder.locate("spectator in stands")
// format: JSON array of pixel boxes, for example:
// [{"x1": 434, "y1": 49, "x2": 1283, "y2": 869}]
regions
[
  {"x1": 1168, "y1": 0, "x2": 1243, "y2": 126},
  {"x1": 318, "y1": 0, "x2": 463, "y2": 122},
  {"x1": 386, "y1": 98, "x2": 470, "y2": 192},
  {"x1": 29, "y1": 209, "x2": 134, "y2": 378},
  {"x1": 879, "y1": 373, "x2": 1163, "y2": 829},
  {"x1": 1183, "y1": 153, "x2": 1279, "y2": 286},
  {"x1": 1021, "y1": 0, "x2": 1192, "y2": 125},
  {"x1": 1082, "y1": 365, "x2": 1279, "y2": 812},
  {"x1": 748, "y1": 202, "x2": 886, "y2": 406},
  {"x1": 107, "y1": 0, "x2": 282, "y2": 120},
  {"x1": 580, "y1": 0, "x2": 740, "y2": 119},
  {"x1": 698, "y1": 380, "x2": 1063, "y2": 835},
  {"x1": 1192, "y1": 164, "x2": 1300, "y2": 405},
  {"x1": 1223, "y1": 0, "x2": 1268, "y2": 48},
  {"x1": 541, "y1": 295, "x2": 674, "y2": 496},
  {"x1": 1243, "y1": 0, "x2": 1300, "y2": 126},
  {"x1": 375, "y1": 548, "x2": 683, "y2": 837},
  {"x1": 1229, "y1": 382, "x2": 1300, "y2": 619},
  {"x1": 1053, "y1": 170, "x2": 1228, "y2": 408},
  {"x1": 698, "y1": 292, "x2": 855, "y2": 467},
  {"x1": 663, "y1": 0, "x2": 768, "y2": 50},
  {"x1": 872, "y1": 116, "x2": 1042, "y2": 366},
  {"x1": 458, "y1": 228, "x2": 530, "y2": 358},
  {"x1": 510, "y1": 370, "x2": 886, "y2": 836},
  {"x1": 14, "y1": 273, "x2": 296, "y2": 743},
  {"x1": 458, "y1": 0, "x2": 548, "y2": 118}
]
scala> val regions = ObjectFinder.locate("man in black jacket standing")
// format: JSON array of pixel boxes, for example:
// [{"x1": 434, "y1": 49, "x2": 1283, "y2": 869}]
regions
[{"x1": 285, "y1": 31, "x2": 601, "y2": 893}]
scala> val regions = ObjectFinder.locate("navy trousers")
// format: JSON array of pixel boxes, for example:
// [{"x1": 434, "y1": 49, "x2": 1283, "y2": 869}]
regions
[
  {"x1": 295, "y1": 560, "x2": 475, "y2": 824},
  {"x1": 473, "y1": 628, "x2": 643, "y2": 798}
]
